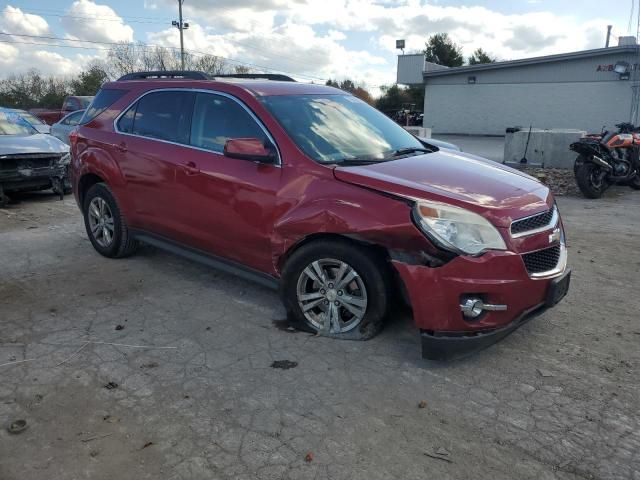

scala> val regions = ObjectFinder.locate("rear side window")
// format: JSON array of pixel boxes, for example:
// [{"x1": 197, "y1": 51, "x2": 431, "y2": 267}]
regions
[
  {"x1": 128, "y1": 91, "x2": 194, "y2": 144},
  {"x1": 81, "y1": 89, "x2": 126, "y2": 124},
  {"x1": 190, "y1": 93, "x2": 267, "y2": 153}
]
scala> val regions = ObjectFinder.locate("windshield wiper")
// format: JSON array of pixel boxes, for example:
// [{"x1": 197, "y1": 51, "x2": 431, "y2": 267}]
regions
[
  {"x1": 327, "y1": 157, "x2": 392, "y2": 166},
  {"x1": 390, "y1": 147, "x2": 433, "y2": 157}
]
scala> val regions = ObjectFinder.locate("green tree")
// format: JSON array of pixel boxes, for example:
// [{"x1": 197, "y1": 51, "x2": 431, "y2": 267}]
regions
[
  {"x1": 375, "y1": 84, "x2": 411, "y2": 114},
  {"x1": 468, "y1": 48, "x2": 496, "y2": 65},
  {"x1": 325, "y1": 78, "x2": 374, "y2": 105},
  {"x1": 423, "y1": 33, "x2": 463, "y2": 67},
  {"x1": 70, "y1": 65, "x2": 108, "y2": 96}
]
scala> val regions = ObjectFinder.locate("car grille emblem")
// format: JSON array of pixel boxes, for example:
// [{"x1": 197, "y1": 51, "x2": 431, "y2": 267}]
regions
[{"x1": 548, "y1": 228, "x2": 560, "y2": 244}]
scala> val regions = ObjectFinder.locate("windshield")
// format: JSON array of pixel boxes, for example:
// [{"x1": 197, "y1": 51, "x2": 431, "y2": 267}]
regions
[
  {"x1": 0, "y1": 112, "x2": 36, "y2": 135},
  {"x1": 18, "y1": 112, "x2": 46, "y2": 125},
  {"x1": 261, "y1": 94, "x2": 424, "y2": 163}
]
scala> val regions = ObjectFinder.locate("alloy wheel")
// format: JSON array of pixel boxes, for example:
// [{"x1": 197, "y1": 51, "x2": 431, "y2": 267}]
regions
[
  {"x1": 296, "y1": 258, "x2": 368, "y2": 333},
  {"x1": 87, "y1": 197, "x2": 115, "y2": 248}
]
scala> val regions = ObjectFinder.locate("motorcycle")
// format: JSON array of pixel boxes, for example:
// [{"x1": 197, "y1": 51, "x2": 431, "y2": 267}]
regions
[{"x1": 570, "y1": 122, "x2": 640, "y2": 198}]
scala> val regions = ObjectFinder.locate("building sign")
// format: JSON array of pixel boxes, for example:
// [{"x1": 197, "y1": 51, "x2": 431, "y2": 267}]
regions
[{"x1": 596, "y1": 63, "x2": 640, "y2": 72}]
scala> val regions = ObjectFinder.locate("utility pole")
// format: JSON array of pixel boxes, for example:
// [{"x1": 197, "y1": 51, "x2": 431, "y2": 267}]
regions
[
  {"x1": 172, "y1": 0, "x2": 189, "y2": 70},
  {"x1": 605, "y1": 25, "x2": 612, "y2": 47}
]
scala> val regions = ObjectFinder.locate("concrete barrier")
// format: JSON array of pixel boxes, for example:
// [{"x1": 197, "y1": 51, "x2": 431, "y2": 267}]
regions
[
  {"x1": 404, "y1": 126, "x2": 431, "y2": 138},
  {"x1": 503, "y1": 128, "x2": 586, "y2": 169}
]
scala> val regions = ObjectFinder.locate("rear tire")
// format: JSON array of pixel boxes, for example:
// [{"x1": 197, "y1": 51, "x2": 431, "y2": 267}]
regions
[
  {"x1": 629, "y1": 175, "x2": 640, "y2": 190},
  {"x1": 281, "y1": 240, "x2": 390, "y2": 340},
  {"x1": 575, "y1": 162, "x2": 607, "y2": 199},
  {"x1": 83, "y1": 182, "x2": 138, "y2": 258}
]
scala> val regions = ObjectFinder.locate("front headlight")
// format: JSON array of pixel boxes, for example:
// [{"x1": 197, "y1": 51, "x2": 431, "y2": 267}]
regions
[{"x1": 413, "y1": 201, "x2": 507, "y2": 255}]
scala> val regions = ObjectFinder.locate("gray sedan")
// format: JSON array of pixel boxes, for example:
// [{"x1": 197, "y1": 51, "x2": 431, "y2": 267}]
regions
[{"x1": 50, "y1": 109, "x2": 85, "y2": 145}]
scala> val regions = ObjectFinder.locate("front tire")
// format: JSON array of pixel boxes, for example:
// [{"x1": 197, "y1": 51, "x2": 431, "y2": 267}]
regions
[
  {"x1": 629, "y1": 174, "x2": 640, "y2": 190},
  {"x1": 281, "y1": 240, "x2": 390, "y2": 340},
  {"x1": 575, "y1": 162, "x2": 608, "y2": 199},
  {"x1": 83, "y1": 182, "x2": 138, "y2": 258}
]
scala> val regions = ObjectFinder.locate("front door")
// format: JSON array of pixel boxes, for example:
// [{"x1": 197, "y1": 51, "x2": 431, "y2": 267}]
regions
[{"x1": 173, "y1": 92, "x2": 282, "y2": 273}]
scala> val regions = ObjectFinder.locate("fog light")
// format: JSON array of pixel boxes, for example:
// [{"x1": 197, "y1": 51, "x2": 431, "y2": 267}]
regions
[
  {"x1": 461, "y1": 298, "x2": 484, "y2": 318},
  {"x1": 460, "y1": 298, "x2": 507, "y2": 319}
]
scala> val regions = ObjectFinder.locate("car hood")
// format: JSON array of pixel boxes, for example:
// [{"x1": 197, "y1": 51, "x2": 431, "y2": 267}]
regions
[
  {"x1": 0, "y1": 133, "x2": 68, "y2": 156},
  {"x1": 333, "y1": 150, "x2": 552, "y2": 228}
]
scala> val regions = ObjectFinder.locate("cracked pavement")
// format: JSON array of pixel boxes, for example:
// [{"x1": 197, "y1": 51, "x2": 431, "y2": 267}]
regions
[{"x1": 0, "y1": 189, "x2": 639, "y2": 480}]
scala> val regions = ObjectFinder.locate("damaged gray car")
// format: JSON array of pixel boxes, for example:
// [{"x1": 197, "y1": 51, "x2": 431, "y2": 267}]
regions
[{"x1": 0, "y1": 110, "x2": 70, "y2": 206}]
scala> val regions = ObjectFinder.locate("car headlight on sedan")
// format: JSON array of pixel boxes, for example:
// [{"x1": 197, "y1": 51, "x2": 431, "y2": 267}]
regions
[{"x1": 413, "y1": 201, "x2": 506, "y2": 255}]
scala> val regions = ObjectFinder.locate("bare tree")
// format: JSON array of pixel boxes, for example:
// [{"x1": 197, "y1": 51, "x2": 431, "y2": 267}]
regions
[{"x1": 105, "y1": 42, "x2": 231, "y2": 78}]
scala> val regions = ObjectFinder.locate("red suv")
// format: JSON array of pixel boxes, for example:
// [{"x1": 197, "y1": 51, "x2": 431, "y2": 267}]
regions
[{"x1": 70, "y1": 71, "x2": 570, "y2": 360}]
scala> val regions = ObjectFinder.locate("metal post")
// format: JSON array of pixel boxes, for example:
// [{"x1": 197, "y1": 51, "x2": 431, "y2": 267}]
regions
[
  {"x1": 178, "y1": 0, "x2": 185, "y2": 70},
  {"x1": 605, "y1": 25, "x2": 612, "y2": 48}
]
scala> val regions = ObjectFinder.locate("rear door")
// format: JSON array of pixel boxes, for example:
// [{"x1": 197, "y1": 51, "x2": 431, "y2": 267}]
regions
[
  {"x1": 173, "y1": 91, "x2": 282, "y2": 272},
  {"x1": 115, "y1": 90, "x2": 196, "y2": 237}
]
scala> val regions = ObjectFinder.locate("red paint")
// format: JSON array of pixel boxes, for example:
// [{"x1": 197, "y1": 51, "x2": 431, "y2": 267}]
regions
[{"x1": 71, "y1": 78, "x2": 568, "y2": 336}]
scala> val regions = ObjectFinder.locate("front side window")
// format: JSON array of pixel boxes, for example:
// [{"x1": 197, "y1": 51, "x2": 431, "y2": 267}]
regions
[
  {"x1": 261, "y1": 94, "x2": 424, "y2": 163},
  {"x1": 131, "y1": 91, "x2": 194, "y2": 144},
  {"x1": 190, "y1": 93, "x2": 267, "y2": 153},
  {"x1": 62, "y1": 110, "x2": 84, "y2": 126}
]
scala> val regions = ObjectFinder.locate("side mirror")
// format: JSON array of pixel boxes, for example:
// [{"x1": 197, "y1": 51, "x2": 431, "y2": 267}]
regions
[{"x1": 223, "y1": 138, "x2": 277, "y2": 164}]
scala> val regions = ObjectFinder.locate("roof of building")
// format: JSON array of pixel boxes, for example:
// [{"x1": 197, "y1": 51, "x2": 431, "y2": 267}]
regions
[{"x1": 422, "y1": 45, "x2": 639, "y2": 78}]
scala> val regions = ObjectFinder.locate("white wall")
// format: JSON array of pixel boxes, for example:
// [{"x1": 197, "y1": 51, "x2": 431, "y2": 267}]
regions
[{"x1": 423, "y1": 82, "x2": 632, "y2": 135}]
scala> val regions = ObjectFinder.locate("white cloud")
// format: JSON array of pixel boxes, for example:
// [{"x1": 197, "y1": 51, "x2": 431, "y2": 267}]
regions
[
  {"x1": 0, "y1": 0, "x2": 627, "y2": 94},
  {"x1": 61, "y1": 0, "x2": 134, "y2": 44},
  {"x1": 0, "y1": 5, "x2": 49, "y2": 36}
]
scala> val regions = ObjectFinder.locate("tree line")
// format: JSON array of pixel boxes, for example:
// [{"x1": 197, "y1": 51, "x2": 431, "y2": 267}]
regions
[{"x1": 0, "y1": 43, "x2": 249, "y2": 110}]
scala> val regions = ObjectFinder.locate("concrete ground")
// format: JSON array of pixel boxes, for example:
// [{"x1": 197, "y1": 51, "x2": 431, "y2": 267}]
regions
[
  {"x1": 435, "y1": 135, "x2": 505, "y2": 162},
  {"x1": 1, "y1": 188, "x2": 639, "y2": 480}
]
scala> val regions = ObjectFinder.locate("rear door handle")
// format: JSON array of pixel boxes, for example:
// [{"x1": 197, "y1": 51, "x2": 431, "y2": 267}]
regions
[{"x1": 181, "y1": 161, "x2": 200, "y2": 175}]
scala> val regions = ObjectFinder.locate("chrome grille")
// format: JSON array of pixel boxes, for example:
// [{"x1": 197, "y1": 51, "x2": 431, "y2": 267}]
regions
[
  {"x1": 522, "y1": 245, "x2": 561, "y2": 275},
  {"x1": 511, "y1": 206, "x2": 556, "y2": 236}
]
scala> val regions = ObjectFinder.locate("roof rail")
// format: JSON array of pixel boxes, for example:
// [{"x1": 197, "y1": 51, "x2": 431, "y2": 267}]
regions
[
  {"x1": 117, "y1": 71, "x2": 210, "y2": 81},
  {"x1": 214, "y1": 73, "x2": 296, "y2": 82}
]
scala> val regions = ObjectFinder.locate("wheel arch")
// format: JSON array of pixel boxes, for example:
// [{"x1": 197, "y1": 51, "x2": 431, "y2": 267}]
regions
[{"x1": 77, "y1": 172, "x2": 105, "y2": 207}]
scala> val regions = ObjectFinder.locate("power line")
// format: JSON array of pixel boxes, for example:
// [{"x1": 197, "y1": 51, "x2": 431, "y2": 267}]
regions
[
  {"x1": 17, "y1": 9, "x2": 330, "y2": 70},
  {"x1": 0, "y1": 34, "x2": 331, "y2": 83},
  {"x1": 0, "y1": 31, "x2": 386, "y2": 88}
]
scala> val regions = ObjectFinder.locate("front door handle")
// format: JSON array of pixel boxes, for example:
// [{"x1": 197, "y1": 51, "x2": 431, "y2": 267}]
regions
[
  {"x1": 112, "y1": 142, "x2": 127, "y2": 153},
  {"x1": 181, "y1": 161, "x2": 200, "y2": 175}
]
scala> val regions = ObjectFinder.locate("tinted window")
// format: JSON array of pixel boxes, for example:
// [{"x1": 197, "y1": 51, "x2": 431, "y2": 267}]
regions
[
  {"x1": 81, "y1": 89, "x2": 127, "y2": 124},
  {"x1": 190, "y1": 93, "x2": 267, "y2": 153},
  {"x1": 132, "y1": 91, "x2": 194, "y2": 144},
  {"x1": 261, "y1": 94, "x2": 423, "y2": 163},
  {"x1": 117, "y1": 104, "x2": 136, "y2": 133}
]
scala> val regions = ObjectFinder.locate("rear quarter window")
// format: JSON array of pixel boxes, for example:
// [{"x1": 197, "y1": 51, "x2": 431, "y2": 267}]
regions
[{"x1": 81, "y1": 89, "x2": 127, "y2": 124}]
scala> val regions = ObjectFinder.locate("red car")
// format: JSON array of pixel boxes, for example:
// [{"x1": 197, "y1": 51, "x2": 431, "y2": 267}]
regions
[{"x1": 70, "y1": 71, "x2": 570, "y2": 360}]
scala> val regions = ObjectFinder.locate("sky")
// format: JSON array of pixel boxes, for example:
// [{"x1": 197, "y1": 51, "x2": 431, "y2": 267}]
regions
[{"x1": 0, "y1": 0, "x2": 633, "y2": 94}]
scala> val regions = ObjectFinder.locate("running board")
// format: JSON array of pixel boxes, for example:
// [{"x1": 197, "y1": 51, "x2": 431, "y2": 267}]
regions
[{"x1": 131, "y1": 230, "x2": 279, "y2": 290}]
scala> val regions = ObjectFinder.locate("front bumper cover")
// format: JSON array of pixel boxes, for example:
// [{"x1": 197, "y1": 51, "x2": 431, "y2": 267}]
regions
[{"x1": 420, "y1": 269, "x2": 571, "y2": 360}]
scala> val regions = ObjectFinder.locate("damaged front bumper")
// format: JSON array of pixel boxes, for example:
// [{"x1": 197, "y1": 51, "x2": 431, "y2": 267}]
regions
[
  {"x1": 392, "y1": 247, "x2": 570, "y2": 361},
  {"x1": 0, "y1": 152, "x2": 70, "y2": 205}
]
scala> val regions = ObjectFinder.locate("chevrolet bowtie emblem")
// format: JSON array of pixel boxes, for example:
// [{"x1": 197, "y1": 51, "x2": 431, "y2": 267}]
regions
[{"x1": 549, "y1": 228, "x2": 561, "y2": 244}]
